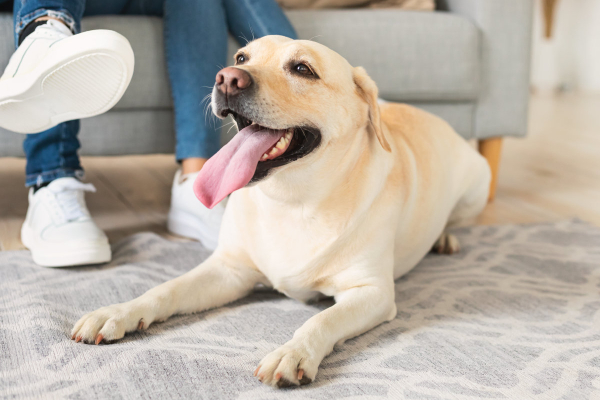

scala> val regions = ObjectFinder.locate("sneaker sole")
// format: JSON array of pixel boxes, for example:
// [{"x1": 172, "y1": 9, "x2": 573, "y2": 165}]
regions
[
  {"x1": 0, "y1": 30, "x2": 134, "y2": 134},
  {"x1": 167, "y1": 209, "x2": 219, "y2": 251},
  {"x1": 21, "y1": 223, "x2": 112, "y2": 267}
]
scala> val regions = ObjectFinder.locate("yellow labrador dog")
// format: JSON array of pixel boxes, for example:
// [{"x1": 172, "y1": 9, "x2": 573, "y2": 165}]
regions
[{"x1": 72, "y1": 36, "x2": 491, "y2": 388}]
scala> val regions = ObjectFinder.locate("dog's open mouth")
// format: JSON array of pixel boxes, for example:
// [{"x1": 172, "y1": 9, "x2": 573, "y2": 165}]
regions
[
  {"x1": 193, "y1": 109, "x2": 321, "y2": 209},
  {"x1": 229, "y1": 111, "x2": 321, "y2": 182}
]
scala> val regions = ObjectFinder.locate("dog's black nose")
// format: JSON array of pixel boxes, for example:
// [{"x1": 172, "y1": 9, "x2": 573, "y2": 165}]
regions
[{"x1": 216, "y1": 67, "x2": 252, "y2": 96}]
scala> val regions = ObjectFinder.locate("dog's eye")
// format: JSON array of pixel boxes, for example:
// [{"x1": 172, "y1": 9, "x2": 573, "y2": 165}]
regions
[
  {"x1": 294, "y1": 63, "x2": 313, "y2": 76},
  {"x1": 236, "y1": 54, "x2": 246, "y2": 64}
]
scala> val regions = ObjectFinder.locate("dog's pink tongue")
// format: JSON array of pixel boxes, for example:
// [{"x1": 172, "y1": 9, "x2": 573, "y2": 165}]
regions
[{"x1": 194, "y1": 124, "x2": 285, "y2": 208}]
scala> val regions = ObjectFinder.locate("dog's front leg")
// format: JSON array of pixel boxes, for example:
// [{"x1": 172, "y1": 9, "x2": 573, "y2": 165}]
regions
[
  {"x1": 71, "y1": 252, "x2": 263, "y2": 344},
  {"x1": 255, "y1": 281, "x2": 397, "y2": 387}
]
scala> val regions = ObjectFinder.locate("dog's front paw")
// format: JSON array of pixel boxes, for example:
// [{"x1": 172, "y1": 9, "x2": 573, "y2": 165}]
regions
[
  {"x1": 433, "y1": 233, "x2": 460, "y2": 255},
  {"x1": 254, "y1": 342, "x2": 319, "y2": 388},
  {"x1": 71, "y1": 302, "x2": 148, "y2": 345}
]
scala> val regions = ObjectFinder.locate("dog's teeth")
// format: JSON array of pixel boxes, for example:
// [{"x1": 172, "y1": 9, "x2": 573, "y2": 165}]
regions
[
  {"x1": 261, "y1": 153, "x2": 268, "y2": 160},
  {"x1": 269, "y1": 147, "x2": 278, "y2": 155},
  {"x1": 276, "y1": 139, "x2": 286, "y2": 149}
]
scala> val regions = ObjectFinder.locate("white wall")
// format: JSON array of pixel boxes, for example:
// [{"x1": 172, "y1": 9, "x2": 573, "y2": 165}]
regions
[{"x1": 531, "y1": 0, "x2": 600, "y2": 93}]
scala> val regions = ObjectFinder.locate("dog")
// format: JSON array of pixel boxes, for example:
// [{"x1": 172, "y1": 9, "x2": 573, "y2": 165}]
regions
[{"x1": 71, "y1": 35, "x2": 491, "y2": 388}]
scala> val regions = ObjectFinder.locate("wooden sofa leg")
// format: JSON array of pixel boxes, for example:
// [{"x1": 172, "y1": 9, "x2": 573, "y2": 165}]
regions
[{"x1": 478, "y1": 137, "x2": 503, "y2": 202}]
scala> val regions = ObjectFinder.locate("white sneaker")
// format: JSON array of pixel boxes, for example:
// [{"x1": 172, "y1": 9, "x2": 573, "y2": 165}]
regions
[
  {"x1": 21, "y1": 177, "x2": 111, "y2": 267},
  {"x1": 168, "y1": 169, "x2": 225, "y2": 251},
  {"x1": 0, "y1": 19, "x2": 134, "y2": 134}
]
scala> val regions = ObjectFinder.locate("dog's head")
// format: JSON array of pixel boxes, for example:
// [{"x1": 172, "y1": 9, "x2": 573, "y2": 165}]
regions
[{"x1": 195, "y1": 36, "x2": 389, "y2": 208}]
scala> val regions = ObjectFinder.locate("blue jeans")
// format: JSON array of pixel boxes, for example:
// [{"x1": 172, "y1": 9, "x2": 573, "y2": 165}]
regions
[{"x1": 8, "y1": 0, "x2": 296, "y2": 186}]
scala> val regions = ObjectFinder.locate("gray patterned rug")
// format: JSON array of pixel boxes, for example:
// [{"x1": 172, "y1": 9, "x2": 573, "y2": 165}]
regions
[{"x1": 1, "y1": 220, "x2": 600, "y2": 400}]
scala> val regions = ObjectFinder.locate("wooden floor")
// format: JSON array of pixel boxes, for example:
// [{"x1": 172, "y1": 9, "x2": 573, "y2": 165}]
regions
[{"x1": 1, "y1": 93, "x2": 599, "y2": 251}]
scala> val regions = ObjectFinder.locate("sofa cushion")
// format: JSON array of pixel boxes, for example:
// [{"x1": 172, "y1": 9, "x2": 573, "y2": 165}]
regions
[
  {"x1": 288, "y1": 10, "x2": 480, "y2": 101},
  {"x1": 0, "y1": 9, "x2": 480, "y2": 111},
  {"x1": 0, "y1": 14, "x2": 11, "y2": 75},
  {"x1": 0, "y1": 9, "x2": 479, "y2": 107},
  {"x1": 277, "y1": 0, "x2": 435, "y2": 10}
]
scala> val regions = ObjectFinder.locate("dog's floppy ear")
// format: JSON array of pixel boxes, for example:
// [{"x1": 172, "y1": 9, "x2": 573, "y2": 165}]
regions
[{"x1": 353, "y1": 66, "x2": 391, "y2": 152}]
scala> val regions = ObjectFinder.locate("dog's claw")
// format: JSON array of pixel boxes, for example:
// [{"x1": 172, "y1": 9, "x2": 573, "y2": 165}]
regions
[
  {"x1": 75, "y1": 336, "x2": 82, "y2": 343},
  {"x1": 433, "y1": 233, "x2": 460, "y2": 255},
  {"x1": 95, "y1": 334, "x2": 103, "y2": 345},
  {"x1": 138, "y1": 319, "x2": 144, "y2": 330},
  {"x1": 253, "y1": 366, "x2": 261, "y2": 377},
  {"x1": 298, "y1": 369, "x2": 304, "y2": 380}
]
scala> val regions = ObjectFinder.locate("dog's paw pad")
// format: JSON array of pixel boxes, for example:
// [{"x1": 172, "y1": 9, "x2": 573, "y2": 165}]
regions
[
  {"x1": 276, "y1": 377, "x2": 295, "y2": 388},
  {"x1": 433, "y1": 233, "x2": 460, "y2": 255}
]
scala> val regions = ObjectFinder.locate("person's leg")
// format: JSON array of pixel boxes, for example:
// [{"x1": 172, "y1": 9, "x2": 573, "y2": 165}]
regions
[
  {"x1": 12, "y1": 0, "x2": 84, "y2": 188},
  {"x1": 83, "y1": 0, "x2": 130, "y2": 17},
  {"x1": 120, "y1": 0, "x2": 229, "y2": 248},
  {"x1": 4, "y1": 0, "x2": 134, "y2": 266},
  {"x1": 9, "y1": 0, "x2": 135, "y2": 186},
  {"x1": 121, "y1": 2, "x2": 209, "y2": 176},
  {"x1": 23, "y1": 121, "x2": 83, "y2": 187},
  {"x1": 163, "y1": 0, "x2": 226, "y2": 172},
  {"x1": 147, "y1": 0, "x2": 226, "y2": 249},
  {"x1": 119, "y1": 2, "x2": 205, "y2": 173},
  {"x1": 12, "y1": 0, "x2": 83, "y2": 47},
  {"x1": 223, "y1": 0, "x2": 297, "y2": 44}
]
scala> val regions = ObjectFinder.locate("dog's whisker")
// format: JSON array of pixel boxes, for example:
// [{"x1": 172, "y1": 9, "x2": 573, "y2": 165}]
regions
[
  {"x1": 203, "y1": 93, "x2": 214, "y2": 122},
  {"x1": 249, "y1": 25, "x2": 255, "y2": 42},
  {"x1": 225, "y1": 122, "x2": 238, "y2": 136},
  {"x1": 221, "y1": 121, "x2": 236, "y2": 130},
  {"x1": 239, "y1": 33, "x2": 250, "y2": 45},
  {"x1": 201, "y1": 94, "x2": 213, "y2": 105},
  {"x1": 207, "y1": 106, "x2": 217, "y2": 124}
]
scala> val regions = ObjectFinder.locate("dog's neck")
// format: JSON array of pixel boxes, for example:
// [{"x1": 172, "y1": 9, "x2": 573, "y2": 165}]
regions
[{"x1": 255, "y1": 124, "x2": 393, "y2": 219}]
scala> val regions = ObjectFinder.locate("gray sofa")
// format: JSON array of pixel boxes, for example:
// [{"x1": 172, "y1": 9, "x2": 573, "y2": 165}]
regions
[{"x1": 0, "y1": 0, "x2": 533, "y2": 196}]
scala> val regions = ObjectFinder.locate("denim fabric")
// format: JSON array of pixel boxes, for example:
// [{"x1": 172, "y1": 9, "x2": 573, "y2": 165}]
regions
[{"x1": 11, "y1": 0, "x2": 296, "y2": 187}]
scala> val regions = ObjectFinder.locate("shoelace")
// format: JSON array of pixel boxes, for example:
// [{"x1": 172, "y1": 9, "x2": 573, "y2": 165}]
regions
[
  {"x1": 47, "y1": 180, "x2": 96, "y2": 222},
  {"x1": 34, "y1": 19, "x2": 72, "y2": 40}
]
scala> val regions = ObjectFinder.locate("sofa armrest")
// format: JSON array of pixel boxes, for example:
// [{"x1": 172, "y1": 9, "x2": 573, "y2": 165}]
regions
[{"x1": 438, "y1": 0, "x2": 534, "y2": 138}]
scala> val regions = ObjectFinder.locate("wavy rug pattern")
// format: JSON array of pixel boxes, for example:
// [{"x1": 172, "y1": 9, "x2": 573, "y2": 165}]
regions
[{"x1": 1, "y1": 220, "x2": 600, "y2": 399}]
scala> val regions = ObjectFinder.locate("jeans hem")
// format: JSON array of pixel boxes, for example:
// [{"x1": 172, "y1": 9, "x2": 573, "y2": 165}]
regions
[
  {"x1": 15, "y1": 9, "x2": 76, "y2": 47},
  {"x1": 175, "y1": 148, "x2": 218, "y2": 162},
  {"x1": 25, "y1": 168, "x2": 84, "y2": 187}
]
